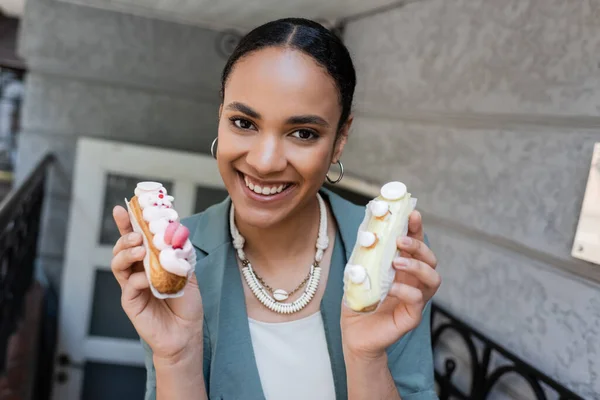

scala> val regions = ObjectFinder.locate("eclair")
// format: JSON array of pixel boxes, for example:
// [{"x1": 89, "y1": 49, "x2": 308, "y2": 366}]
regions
[
  {"x1": 125, "y1": 182, "x2": 196, "y2": 298},
  {"x1": 343, "y1": 181, "x2": 417, "y2": 312}
]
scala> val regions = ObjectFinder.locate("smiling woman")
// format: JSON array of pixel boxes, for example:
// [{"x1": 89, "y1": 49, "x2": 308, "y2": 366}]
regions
[
  {"x1": 110, "y1": 17, "x2": 440, "y2": 400},
  {"x1": 216, "y1": 45, "x2": 348, "y2": 230}
]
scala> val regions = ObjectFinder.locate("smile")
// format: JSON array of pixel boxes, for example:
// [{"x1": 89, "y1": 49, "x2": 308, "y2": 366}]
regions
[{"x1": 242, "y1": 174, "x2": 293, "y2": 196}]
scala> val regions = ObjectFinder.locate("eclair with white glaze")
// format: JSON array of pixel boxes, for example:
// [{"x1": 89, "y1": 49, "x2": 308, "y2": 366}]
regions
[
  {"x1": 125, "y1": 182, "x2": 196, "y2": 298},
  {"x1": 343, "y1": 181, "x2": 417, "y2": 312}
]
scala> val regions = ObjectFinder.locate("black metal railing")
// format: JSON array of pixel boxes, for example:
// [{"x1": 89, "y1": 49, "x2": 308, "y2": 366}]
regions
[
  {"x1": 0, "y1": 153, "x2": 54, "y2": 373},
  {"x1": 432, "y1": 303, "x2": 584, "y2": 400}
]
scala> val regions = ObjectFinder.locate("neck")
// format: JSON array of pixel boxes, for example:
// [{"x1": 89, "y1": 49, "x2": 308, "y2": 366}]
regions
[{"x1": 235, "y1": 194, "x2": 322, "y2": 270}]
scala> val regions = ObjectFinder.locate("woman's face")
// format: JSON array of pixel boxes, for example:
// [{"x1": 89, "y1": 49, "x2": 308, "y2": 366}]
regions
[{"x1": 217, "y1": 47, "x2": 350, "y2": 228}]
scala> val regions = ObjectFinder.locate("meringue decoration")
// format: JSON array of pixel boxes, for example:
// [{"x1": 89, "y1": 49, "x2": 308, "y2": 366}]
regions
[
  {"x1": 380, "y1": 181, "x2": 407, "y2": 201},
  {"x1": 345, "y1": 264, "x2": 368, "y2": 284},
  {"x1": 134, "y1": 181, "x2": 162, "y2": 196},
  {"x1": 164, "y1": 221, "x2": 189, "y2": 249},
  {"x1": 358, "y1": 231, "x2": 378, "y2": 248},
  {"x1": 163, "y1": 221, "x2": 181, "y2": 245},
  {"x1": 370, "y1": 200, "x2": 389, "y2": 218},
  {"x1": 171, "y1": 225, "x2": 190, "y2": 249}
]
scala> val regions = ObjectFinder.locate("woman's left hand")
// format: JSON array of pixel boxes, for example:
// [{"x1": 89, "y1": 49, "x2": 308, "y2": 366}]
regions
[{"x1": 341, "y1": 210, "x2": 441, "y2": 360}]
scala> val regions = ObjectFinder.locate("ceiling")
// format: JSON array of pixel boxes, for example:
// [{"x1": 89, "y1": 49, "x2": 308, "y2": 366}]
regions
[{"x1": 54, "y1": 0, "x2": 404, "y2": 31}]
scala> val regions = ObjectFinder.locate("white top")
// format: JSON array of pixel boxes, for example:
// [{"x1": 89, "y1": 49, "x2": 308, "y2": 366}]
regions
[{"x1": 248, "y1": 311, "x2": 336, "y2": 400}]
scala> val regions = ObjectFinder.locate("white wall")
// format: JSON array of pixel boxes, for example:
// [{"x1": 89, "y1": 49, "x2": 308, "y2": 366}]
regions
[{"x1": 343, "y1": 0, "x2": 600, "y2": 397}]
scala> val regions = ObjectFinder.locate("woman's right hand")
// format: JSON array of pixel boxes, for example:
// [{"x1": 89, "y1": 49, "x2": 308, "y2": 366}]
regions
[{"x1": 111, "y1": 205, "x2": 204, "y2": 364}]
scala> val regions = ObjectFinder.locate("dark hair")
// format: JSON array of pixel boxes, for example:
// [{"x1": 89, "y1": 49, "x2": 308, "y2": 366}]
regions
[{"x1": 220, "y1": 18, "x2": 356, "y2": 132}]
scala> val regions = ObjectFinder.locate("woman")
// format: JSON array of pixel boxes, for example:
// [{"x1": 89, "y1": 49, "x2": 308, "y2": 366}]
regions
[{"x1": 111, "y1": 18, "x2": 440, "y2": 400}]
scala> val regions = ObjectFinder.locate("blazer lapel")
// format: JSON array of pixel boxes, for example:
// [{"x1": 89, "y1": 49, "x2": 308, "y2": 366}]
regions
[
  {"x1": 320, "y1": 187, "x2": 365, "y2": 259},
  {"x1": 318, "y1": 188, "x2": 367, "y2": 400},
  {"x1": 189, "y1": 197, "x2": 265, "y2": 399},
  {"x1": 215, "y1": 247, "x2": 265, "y2": 399}
]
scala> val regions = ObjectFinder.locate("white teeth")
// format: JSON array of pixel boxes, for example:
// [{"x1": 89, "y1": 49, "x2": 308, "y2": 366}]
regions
[
  {"x1": 243, "y1": 175, "x2": 289, "y2": 196},
  {"x1": 244, "y1": 176, "x2": 256, "y2": 190}
]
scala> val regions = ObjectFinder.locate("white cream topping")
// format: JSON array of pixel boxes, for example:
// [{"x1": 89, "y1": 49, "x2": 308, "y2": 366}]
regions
[
  {"x1": 138, "y1": 191, "x2": 174, "y2": 209},
  {"x1": 143, "y1": 207, "x2": 179, "y2": 233},
  {"x1": 159, "y1": 247, "x2": 193, "y2": 276},
  {"x1": 135, "y1": 182, "x2": 192, "y2": 277},
  {"x1": 370, "y1": 200, "x2": 389, "y2": 217},
  {"x1": 149, "y1": 218, "x2": 170, "y2": 235},
  {"x1": 358, "y1": 231, "x2": 377, "y2": 248},
  {"x1": 153, "y1": 230, "x2": 167, "y2": 250},
  {"x1": 159, "y1": 240, "x2": 194, "y2": 276}
]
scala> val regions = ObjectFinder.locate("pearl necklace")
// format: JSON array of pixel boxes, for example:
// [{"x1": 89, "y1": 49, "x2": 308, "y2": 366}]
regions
[{"x1": 229, "y1": 194, "x2": 329, "y2": 314}]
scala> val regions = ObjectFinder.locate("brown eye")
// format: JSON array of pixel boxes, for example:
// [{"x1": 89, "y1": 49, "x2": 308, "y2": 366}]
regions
[
  {"x1": 233, "y1": 118, "x2": 254, "y2": 130},
  {"x1": 292, "y1": 129, "x2": 317, "y2": 140}
]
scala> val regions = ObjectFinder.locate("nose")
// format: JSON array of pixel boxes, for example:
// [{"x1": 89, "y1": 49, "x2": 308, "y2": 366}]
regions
[{"x1": 245, "y1": 134, "x2": 287, "y2": 176}]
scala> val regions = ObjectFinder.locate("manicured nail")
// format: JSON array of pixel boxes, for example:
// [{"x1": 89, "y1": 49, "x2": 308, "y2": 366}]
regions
[
  {"x1": 401, "y1": 237, "x2": 412, "y2": 246},
  {"x1": 394, "y1": 257, "x2": 410, "y2": 268}
]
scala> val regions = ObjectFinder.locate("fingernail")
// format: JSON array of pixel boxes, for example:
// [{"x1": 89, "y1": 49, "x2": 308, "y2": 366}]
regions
[
  {"x1": 394, "y1": 257, "x2": 410, "y2": 268},
  {"x1": 132, "y1": 247, "x2": 144, "y2": 256},
  {"x1": 401, "y1": 237, "x2": 412, "y2": 246}
]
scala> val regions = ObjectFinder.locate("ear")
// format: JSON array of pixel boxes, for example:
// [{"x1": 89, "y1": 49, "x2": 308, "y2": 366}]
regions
[
  {"x1": 218, "y1": 104, "x2": 223, "y2": 120},
  {"x1": 332, "y1": 114, "x2": 353, "y2": 163}
]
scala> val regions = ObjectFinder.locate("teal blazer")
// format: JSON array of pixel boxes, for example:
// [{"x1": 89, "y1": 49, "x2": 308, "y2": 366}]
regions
[{"x1": 142, "y1": 188, "x2": 438, "y2": 400}]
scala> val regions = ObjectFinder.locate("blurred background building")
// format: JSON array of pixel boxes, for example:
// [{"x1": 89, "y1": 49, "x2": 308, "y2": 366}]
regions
[{"x1": 0, "y1": 0, "x2": 599, "y2": 399}]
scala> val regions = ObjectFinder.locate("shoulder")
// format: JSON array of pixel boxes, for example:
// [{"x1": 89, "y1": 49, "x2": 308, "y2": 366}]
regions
[
  {"x1": 179, "y1": 197, "x2": 232, "y2": 280},
  {"x1": 322, "y1": 186, "x2": 366, "y2": 214},
  {"x1": 180, "y1": 197, "x2": 227, "y2": 231},
  {"x1": 180, "y1": 212, "x2": 203, "y2": 234},
  {"x1": 180, "y1": 196, "x2": 231, "y2": 248},
  {"x1": 320, "y1": 187, "x2": 368, "y2": 254},
  {"x1": 321, "y1": 187, "x2": 366, "y2": 229}
]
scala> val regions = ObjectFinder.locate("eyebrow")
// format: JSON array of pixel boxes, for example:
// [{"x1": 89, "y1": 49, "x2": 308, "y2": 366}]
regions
[
  {"x1": 225, "y1": 101, "x2": 330, "y2": 127},
  {"x1": 225, "y1": 102, "x2": 261, "y2": 119},
  {"x1": 286, "y1": 115, "x2": 330, "y2": 127}
]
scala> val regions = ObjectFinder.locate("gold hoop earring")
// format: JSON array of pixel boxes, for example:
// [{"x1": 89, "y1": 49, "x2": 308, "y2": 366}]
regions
[
  {"x1": 326, "y1": 160, "x2": 344, "y2": 184},
  {"x1": 210, "y1": 137, "x2": 218, "y2": 159}
]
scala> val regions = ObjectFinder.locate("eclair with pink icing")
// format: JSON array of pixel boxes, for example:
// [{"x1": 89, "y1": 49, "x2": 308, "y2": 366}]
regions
[{"x1": 125, "y1": 182, "x2": 196, "y2": 298}]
